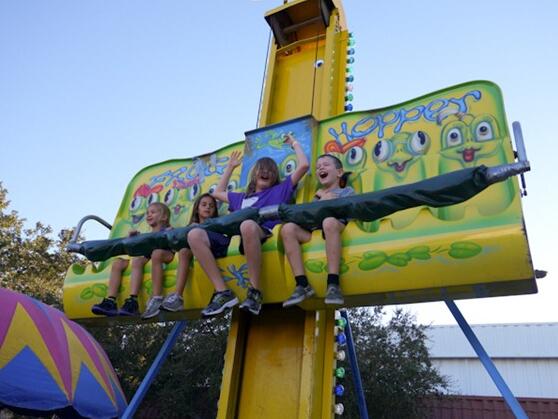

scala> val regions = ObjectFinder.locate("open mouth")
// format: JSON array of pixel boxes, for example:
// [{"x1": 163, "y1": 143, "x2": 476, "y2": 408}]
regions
[
  {"x1": 132, "y1": 214, "x2": 145, "y2": 224},
  {"x1": 461, "y1": 148, "x2": 480, "y2": 162},
  {"x1": 388, "y1": 159, "x2": 411, "y2": 173},
  {"x1": 318, "y1": 172, "x2": 328, "y2": 179}
]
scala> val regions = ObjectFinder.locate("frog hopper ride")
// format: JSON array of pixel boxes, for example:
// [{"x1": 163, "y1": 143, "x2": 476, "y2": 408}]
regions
[
  {"x1": 68, "y1": 162, "x2": 529, "y2": 263},
  {"x1": 61, "y1": 0, "x2": 539, "y2": 417}
]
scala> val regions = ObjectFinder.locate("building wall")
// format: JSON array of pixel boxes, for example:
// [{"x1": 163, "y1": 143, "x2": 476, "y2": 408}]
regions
[
  {"x1": 433, "y1": 358, "x2": 558, "y2": 398},
  {"x1": 427, "y1": 323, "x2": 558, "y2": 398}
]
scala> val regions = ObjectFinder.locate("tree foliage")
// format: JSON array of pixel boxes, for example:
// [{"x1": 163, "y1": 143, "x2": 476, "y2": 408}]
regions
[
  {"x1": 0, "y1": 182, "x2": 81, "y2": 307},
  {"x1": 89, "y1": 315, "x2": 229, "y2": 419},
  {"x1": 0, "y1": 182, "x2": 449, "y2": 418},
  {"x1": 342, "y1": 307, "x2": 450, "y2": 418}
]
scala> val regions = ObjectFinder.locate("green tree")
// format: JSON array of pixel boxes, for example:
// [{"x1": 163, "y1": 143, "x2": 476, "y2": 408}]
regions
[
  {"x1": 87, "y1": 315, "x2": 229, "y2": 419},
  {"x1": 341, "y1": 307, "x2": 450, "y2": 418},
  {"x1": 0, "y1": 182, "x2": 80, "y2": 307},
  {"x1": 1, "y1": 183, "x2": 449, "y2": 419}
]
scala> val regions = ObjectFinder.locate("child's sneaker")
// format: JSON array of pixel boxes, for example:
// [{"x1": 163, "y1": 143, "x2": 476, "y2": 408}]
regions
[
  {"x1": 282, "y1": 285, "x2": 315, "y2": 307},
  {"x1": 324, "y1": 284, "x2": 344, "y2": 305},
  {"x1": 161, "y1": 293, "x2": 184, "y2": 312},
  {"x1": 118, "y1": 297, "x2": 139, "y2": 316},
  {"x1": 142, "y1": 296, "x2": 164, "y2": 319},
  {"x1": 239, "y1": 288, "x2": 263, "y2": 315},
  {"x1": 91, "y1": 298, "x2": 118, "y2": 316},
  {"x1": 201, "y1": 290, "x2": 239, "y2": 317}
]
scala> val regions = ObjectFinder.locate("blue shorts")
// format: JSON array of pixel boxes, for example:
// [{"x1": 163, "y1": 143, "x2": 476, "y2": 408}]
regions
[{"x1": 184, "y1": 230, "x2": 231, "y2": 259}]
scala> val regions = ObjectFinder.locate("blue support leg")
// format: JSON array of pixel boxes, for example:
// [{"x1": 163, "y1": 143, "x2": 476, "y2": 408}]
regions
[
  {"x1": 340, "y1": 310, "x2": 369, "y2": 419},
  {"x1": 445, "y1": 300, "x2": 527, "y2": 419},
  {"x1": 121, "y1": 321, "x2": 188, "y2": 419}
]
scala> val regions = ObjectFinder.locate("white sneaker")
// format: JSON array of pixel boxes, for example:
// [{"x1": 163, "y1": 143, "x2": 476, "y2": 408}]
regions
[
  {"x1": 162, "y1": 293, "x2": 184, "y2": 312},
  {"x1": 142, "y1": 296, "x2": 163, "y2": 319}
]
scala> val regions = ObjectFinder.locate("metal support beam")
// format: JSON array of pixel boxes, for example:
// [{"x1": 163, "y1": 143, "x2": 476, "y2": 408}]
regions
[
  {"x1": 340, "y1": 310, "x2": 369, "y2": 419},
  {"x1": 445, "y1": 300, "x2": 527, "y2": 419},
  {"x1": 122, "y1": 321, "x2": 187, "y2": 419}
]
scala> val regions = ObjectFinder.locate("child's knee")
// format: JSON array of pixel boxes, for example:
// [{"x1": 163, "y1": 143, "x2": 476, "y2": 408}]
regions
[
  {"x1": 151, "y1": 249, "x2": 161, "y2": 261},
  {"x1": 240, "y1": 220, "x2": 259, "y2": 236},
  {"x1": 112, "y1": 258, "x2": 129, "y2": 272},
  {"x1": 187, "y1": 228, "x2": 206, "y2": 247},
  {"x1": 322, "y1": 217, "x2": 342, "y2": 235},
  {"x1": 281, "y1": 223, "x2": 296, "y2": 239},
  {"x1": 131, "y1": 256, "x2": 146, "y2": 269}
]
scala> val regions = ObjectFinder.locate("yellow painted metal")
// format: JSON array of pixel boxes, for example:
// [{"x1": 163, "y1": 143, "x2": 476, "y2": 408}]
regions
[
  {"x1": 216, "y1": 307, "x2": 337, "y2": 418},
  {"x1": 259, "y1": 2, "x2": 348, "y2": 126},
  {"x1": 217, "y1": 309, "x2": 247, "y2": 419},
  {"x1": 62, "y1": 0, "x2": 537, "y2": 416}
]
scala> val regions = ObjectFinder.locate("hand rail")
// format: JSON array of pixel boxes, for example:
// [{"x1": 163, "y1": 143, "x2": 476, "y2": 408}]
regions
[{"x1": 66, "y1": 215, "x2": 112, "y2": 253}]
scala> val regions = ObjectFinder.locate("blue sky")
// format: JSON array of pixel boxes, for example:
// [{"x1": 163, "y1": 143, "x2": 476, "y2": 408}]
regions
[{"x1": 1, "y1": 0, "x2": 557, "y2": 325}]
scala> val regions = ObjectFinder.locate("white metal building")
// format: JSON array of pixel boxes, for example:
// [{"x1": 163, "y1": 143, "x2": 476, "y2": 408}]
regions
[{"x1": 426, "y1": 323, "x2": 558, "y2": 398}]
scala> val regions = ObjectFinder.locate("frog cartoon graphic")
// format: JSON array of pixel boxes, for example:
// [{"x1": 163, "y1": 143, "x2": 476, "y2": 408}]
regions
[
  {"x1": 370, "y1": 130, "x2": 431, "y2": 229},
  {"x1": 111, "y1": 183, "x2": 164, "y2": 237},
  {"x1": 163, "y1": 177, "x2": 201, "y2": 226},
  {"x1": 323, "y1": 136, "x2": 369, "y2": 231},
  {"x1": 438, "y1": 109, "x2": 514, "y2": 220}
]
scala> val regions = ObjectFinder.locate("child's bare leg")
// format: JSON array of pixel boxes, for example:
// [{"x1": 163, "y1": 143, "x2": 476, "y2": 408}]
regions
[
  {"x1": 281, "y1": 223, "x2": 312, "y2": 276},
  {"x1": 322, "y1": 217, "x2": 345, "y2": 274},
  {"x1": 175, "y1": 248, "x2": 193, "y2": 296},
  {"x1": 129, "y1": 256, "x2": 149, "y2": 295},
  {"x1": 188, "y1": 228, "x2": 227, "y2": 292},
  {"x1": 151, "y1": 249, "x2": 175, "y2": 296},
  {"x1": 240, "y1": 220, "x2": 266, "y2": 290},
  {"x1": 108, "y1": 258, "x2": 129, "y2": 297}
]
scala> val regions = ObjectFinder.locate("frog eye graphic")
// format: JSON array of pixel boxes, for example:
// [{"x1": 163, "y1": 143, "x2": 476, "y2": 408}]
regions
[
  {"x1": 164, "y1": 188, "x2": 176, "y2": 205},
  {"x1": 282, "y1": 158, "x2": 297, "y2": 176},
  {"x1": 227, "y1": 180, "x2": 238, "y2": 192},
  {"x1": 373, "y1": 140, "x2": 392, "y2": 163},
  {"x1": 346, "y1": 146, "x2": 365, "y2": 166},
  {"x1": 408, "y1": 131, "x2": 430, "y2": 155},
  {"x1": 445, "y1": 128, "x2": 463, "y2": 148},
  {"x1": 475, "y1": 121, "x2": 494, "y2": 142},
  {"x1": 189, "y1": 183, "x2": 201, "y2": 200},
  {"x1": 147, "y1": 192, "x2": 159, "y2": 205},
  {"x1": 208, "y1": 183, "x2": 217, "y2": 195},
  {"x1": 129, "y1": 196, "x2": 144, "y2": 212}
]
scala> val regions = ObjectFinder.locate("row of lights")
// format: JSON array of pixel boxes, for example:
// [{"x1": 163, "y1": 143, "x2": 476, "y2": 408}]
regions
[
  {"x1": 345, "y1": 33, "x2": 355, "y2": 112},
  {"x1": 333, "y1": 311, "x2": 348, "y2": 415}
]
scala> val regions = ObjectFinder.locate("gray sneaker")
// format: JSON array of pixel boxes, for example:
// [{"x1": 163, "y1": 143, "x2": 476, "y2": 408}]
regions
[
  {"x1": 324, "y1": 284, "x2": 344, "y2": 305},
  {"x1": 161, "y1": 293, "x2": 184, "y2": 312},
  {"x1": 283, "y1": 285, "x2": 315, "y2": 307},
  {"x1": 239, "y1": 288, "x2": 263, "y2": 315},
  {"x1": 201, "y1": 290, "x2": 239, "y2": 317},
  {"x1": 142, "y1": 296, "x2": 164, "y2": 319}
]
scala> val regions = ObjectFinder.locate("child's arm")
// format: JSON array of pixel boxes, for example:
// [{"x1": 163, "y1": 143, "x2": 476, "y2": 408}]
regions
[
  {"x1": 212, "y1": 150, "x2": 242, "y2": 203},
  {"x1": 283, "y1": 133, "x2": 309, "y2": 185}
]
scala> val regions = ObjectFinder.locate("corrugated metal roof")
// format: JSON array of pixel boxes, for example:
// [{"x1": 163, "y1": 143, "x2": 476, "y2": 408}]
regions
[
  {"x1": 424, "y1": 395, "x2": 558, "y2": 419},
  {"x1": 427, "y1": 322, "x2": 558, "y2": 358}
]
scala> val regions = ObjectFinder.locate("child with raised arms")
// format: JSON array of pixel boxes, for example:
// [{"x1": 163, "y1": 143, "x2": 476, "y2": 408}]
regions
[
  {"x1": 281, "y1": 154, "x2": 354, "y2": 307},
  {"x1": 198, "y1": 135, "x2": 309, "y2": 316}
]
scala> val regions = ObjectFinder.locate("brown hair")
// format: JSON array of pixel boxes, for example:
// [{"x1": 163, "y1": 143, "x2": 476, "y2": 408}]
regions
[
  {"x1": 246, "y1": 157, "x2": 280, "y2": 195},
  {"x1": 317, "y1": 154, "x2": 352, "y2": 188},
  {"x1": 189, "y1": 193, "x2": 219, "y2": 224},
  {"x1": 148, "y1": 202, "x2": 171, "y2": 228}
]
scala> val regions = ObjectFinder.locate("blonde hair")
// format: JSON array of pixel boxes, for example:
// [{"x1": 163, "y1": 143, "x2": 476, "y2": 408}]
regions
[{"x1": 148, "y1": 202, "x2": 171, "y2": 227}]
